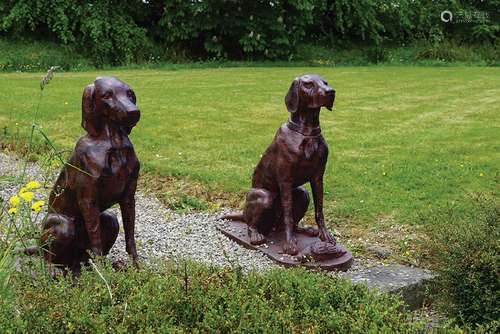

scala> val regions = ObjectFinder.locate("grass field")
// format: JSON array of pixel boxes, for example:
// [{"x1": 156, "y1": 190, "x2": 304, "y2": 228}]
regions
[{"x1": 0, "y1": 66, "x2": 498, "y2": 259}]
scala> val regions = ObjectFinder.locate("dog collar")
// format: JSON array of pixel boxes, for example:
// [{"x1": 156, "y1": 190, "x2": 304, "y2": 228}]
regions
[{"x1": 286, "y1": 121, "x2": 321, "y2": 136}]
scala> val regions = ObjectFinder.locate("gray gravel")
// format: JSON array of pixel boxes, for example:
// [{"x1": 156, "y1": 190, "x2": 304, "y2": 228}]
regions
[
  {"x1": 108, "y1": 195, "x2": 274, "y2": 271},
  {"x1": 0, "y1": 152, "x2": 274, "y2": 271}
]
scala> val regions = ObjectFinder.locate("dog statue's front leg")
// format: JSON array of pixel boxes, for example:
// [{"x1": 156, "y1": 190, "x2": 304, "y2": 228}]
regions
[
  {"x1": 311, "y1": 175, "x2": 336, "y2": 244},
  {"x1": 120, "y1": 177, "x2": 139, "y2": 268},
  {"x1": 78, "y1": 196, "x2": 104, "y2": 256},
  {"x1": 280, "y1": 181, "x2": 299, "y2": 255}
]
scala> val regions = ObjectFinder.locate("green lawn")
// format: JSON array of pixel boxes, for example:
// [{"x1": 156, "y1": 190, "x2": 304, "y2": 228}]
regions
[{"x1": 0, "y1": 67, "x2": 498, "y2": 227}]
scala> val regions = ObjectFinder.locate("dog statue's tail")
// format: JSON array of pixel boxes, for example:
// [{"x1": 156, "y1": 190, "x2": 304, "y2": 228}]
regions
[{"x1": 219, "y1": 212, "x2": 245, "y2": 222}]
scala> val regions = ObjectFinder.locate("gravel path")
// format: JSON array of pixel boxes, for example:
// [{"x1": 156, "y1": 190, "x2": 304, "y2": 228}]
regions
[
  {"x1": 0, "y1": 152, "x2": 274, "y2": 271},
  {"x1": 108, "y1": 196, "x2": 274, "y2": 271}
]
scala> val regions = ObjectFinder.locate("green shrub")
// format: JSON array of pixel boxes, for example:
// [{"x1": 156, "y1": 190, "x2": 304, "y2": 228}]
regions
[
  {"x1": 294, "y1": 41, "x2": 499, "y2": 66},
  {"x1": 155, "y1": 0, "x2": 316, "y2": 60},
  {"x1": 0, "y1": 261, "x2": 427, "y2": 333},
  {"x1": 0, "y1": 38, "x2": 92, "y2": 71},
  {"x1": 0, "y1": 0, "x2": 150, "y2": 66},
  {"x1": 365, "y1": 45, "x2": 388, "y2": 63},
  {"x1": 425, "y1": 194, "x2": 499, "y2": 327},
  {"x1": 1, "y1": 1, "x2": 498, "y2": 65}
]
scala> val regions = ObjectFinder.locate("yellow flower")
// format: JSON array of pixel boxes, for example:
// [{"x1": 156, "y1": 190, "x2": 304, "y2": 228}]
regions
[
  {"x1": 479, "y1": 172, "x2": 484, "y2": 177},
  {"x1": 9, "y1": 195, "x2": 20, "y2": 207},
  {"x1": 31, "y1": 200, "x2": 45, "y2": 213},
  {"x1": 8, "y1": 207, "x2": 17, "y2": 215},
  {"x1": 19, "y1": 186, "x2": 28, "y2": 194},
  {"x1": 19, "y1": 191, "x2": 34, "y2": 202},
  {"x1": 25, "y1": 180, "x2": 41, "y2": 190}
]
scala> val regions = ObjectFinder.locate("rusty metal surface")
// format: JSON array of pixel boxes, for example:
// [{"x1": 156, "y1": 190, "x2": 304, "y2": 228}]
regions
[{"x1": 218, "y1": 220, "x2": 353, "y2": 271}]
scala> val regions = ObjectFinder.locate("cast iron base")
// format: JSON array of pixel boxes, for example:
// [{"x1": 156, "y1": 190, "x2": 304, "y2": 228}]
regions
[{"x1": 218, "y1": 220, "x2": 353, "y2": 271}]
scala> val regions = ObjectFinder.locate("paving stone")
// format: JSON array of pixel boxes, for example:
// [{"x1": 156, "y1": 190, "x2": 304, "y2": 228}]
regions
[{"x1": 343, "y1": 264, "x2": 435, "y2": 310}]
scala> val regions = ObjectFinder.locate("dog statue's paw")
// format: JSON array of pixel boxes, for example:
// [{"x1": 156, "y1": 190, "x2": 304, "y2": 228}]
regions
[
  {"x1": 248, "y1": 227, "x2": 266, "y2": 245},
  {"x1": 283, "y1": 237, "x2": 299, "y2": 255},
  {"x1": 309, "y1": 241, "x2": 346, "y2": 261},
  {"x1": 295, "y1": 226, "x2": 320, "y2": 237},
  {"x1": 318, "y1": 229, "x2": 336, "y2": 245}
]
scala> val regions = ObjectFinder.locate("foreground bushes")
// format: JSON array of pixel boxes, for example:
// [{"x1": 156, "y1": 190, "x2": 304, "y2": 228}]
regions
[
  {"x1": 0, "y1": 261, "x2": 427, "y2": 333},
  {"x1": 425, "y1": 194, "x2": 499, "y2": 328}
]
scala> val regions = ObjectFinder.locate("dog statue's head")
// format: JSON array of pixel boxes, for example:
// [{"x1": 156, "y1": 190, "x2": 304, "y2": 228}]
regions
[
  {"x1": 285, "y1": 74, "x2": 335, "y2": 114},
  {"x1": 82, "y1": 76, "x2": 140, "y2": 136}
]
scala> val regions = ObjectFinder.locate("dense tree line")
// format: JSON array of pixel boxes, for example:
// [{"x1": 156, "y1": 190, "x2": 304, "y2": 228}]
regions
[{"x1": 0, "y1": 0, "x2": 498, "y2": 65}]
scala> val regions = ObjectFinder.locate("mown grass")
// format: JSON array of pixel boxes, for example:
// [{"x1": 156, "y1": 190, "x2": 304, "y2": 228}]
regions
[{"x1": 0, "y1": 66, "x2": 498, "y2": 261}]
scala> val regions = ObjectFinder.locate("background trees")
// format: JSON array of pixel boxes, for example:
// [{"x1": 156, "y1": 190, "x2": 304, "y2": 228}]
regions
[{"x1": 0, "y1": 0, "x2": 498, "y2": 66}]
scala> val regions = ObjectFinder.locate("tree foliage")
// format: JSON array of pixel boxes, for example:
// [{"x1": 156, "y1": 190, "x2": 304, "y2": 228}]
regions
[
  {"x1": 0, "y1": 0, "x2": 498, "y2": 65},
  {"x1": 155, "y1": 0, "x2": 316, "y2": 59},
  {"x1": 0, "y1": 0, "x2": 148, "y2": 65}
]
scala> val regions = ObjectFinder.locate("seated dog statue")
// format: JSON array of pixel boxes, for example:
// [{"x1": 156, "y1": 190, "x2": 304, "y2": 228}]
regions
[
  {"x1": 39, "y1": 76, "x2": 140, "y2": 275},
  {"x1": 223, "y1": 74, "x2": 339, "y2": 256}
]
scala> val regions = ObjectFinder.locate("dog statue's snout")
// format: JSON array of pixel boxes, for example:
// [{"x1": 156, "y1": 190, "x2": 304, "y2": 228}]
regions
[
  {"x1": 324, "y1": 87, "x2": 335, "y2": 110},
  {"x1": 128, "y1": 109, "x2": 140, "y2": 125},
  {"x1": 324, "y1": 88, "x2": 334, "y2": 98},
  {"x1": 124, "y1": 107, "x2": 140, "y2": 127},
  {"x1": 119, "y1": 97, "x2": 139, "y2": 113},
  {"x1": 115, "y1": 97, "x2": 140, "y2": 127},
  {"x1": 320, "y1": 83, "x2": 334, "y2": 97}
]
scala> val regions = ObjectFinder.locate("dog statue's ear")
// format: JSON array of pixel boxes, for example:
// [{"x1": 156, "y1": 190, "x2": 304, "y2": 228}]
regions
[
  {"x1": 81, "y1": 83, "x2": 100, "y2": 136},
  {"x1": 285, "y1": 78, "x2": 300, "y2": 113}
]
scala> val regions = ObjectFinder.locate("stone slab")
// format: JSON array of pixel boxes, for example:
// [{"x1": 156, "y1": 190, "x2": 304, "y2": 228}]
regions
[{"x1": 343, "y1": 264, "x2": 435, "y2": 310}]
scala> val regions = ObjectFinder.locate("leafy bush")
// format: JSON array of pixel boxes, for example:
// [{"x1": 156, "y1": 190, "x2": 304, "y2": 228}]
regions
[
  {"x1": 155, "y1": 0, "x2": 316, "y2": 60},
  {"x1": 365, "y1": 45, "x2": 388, "y2": 63},
  {"x1": 294, "y1": 42, "x2": 498, "y2": 66},
  {"x1": 310, "y1": 0, "x2": 386, "y2": 45},
  {"x1": 0, "y1": 0, "x2": 149, "y2": 66},
  {"x1": 76, "y1": 2, "x2": 150, "y2": 66},
  {"x1": 0, "y1": 260, "x2": 428, "y2": 333},
  {"x1": 425, "y1": 194, "x2": 500, "y2": 327},
  {"x1": 0, "y1": 0, "x2": 498, "y2": 65},
  {"x1": 0, "y1": 38, "x2": 92, "y2": 71}
]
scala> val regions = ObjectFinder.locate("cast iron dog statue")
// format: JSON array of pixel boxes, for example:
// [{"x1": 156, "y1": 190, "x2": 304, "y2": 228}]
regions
[
  {"x1": 223, "y1": 74, "x2": 337, "y2": 256},
  {"x1": 36, "y1": 76, "x2": 140, "y2": 275}
]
